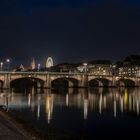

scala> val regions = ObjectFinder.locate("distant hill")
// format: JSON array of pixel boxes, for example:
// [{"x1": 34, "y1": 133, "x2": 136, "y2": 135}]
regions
[
  {"x1": 123, "y1": 55, "x2": 140, "y2": 66},
  {"x1": 88, "y1": 60, "x2": 112, "y2": 65}
]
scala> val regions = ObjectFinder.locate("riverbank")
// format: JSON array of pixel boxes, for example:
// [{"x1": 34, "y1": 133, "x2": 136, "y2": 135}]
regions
[
  {"x1": 0, "y1": 107, "x2": 41, "y2": 140},
  {"x1": 0, "y1": 106, "x2": 82, "y2": 140}
]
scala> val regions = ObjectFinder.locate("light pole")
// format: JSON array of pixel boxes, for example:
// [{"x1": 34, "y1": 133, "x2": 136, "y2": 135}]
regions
[
  {"x1": 83, "y1": 63, "x2": 88, "y2": 73},
  {"x1": 112, "y1": 64, "x2": 116, "y2": 76},
  {"x1": 0, "y1": 62, "x2": 3, "y2": 71},
  {"x1": 83, "y1": 62, "x2": 88, "y2": 87},
  {"x1": 6, "y1": 59, "x2": 10, "y2": 71},
  {"x1": 112, "y1": 64, "x2": 116, "y2": 87},
  {"x1": 38, "y1": 63, "x2": 41, "y2": 71}
]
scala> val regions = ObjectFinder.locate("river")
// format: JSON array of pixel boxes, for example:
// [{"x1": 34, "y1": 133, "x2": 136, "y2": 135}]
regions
[{"x1": 0, "y1": 87, "x2": 140, "y2": 139}]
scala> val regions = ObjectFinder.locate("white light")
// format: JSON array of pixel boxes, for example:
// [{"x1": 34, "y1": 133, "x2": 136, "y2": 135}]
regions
[
  {"x1": 0, "y1": 62, "x2": 3, "y2": 65},
  {"x1": 113, "y1": 64, "x2": 116, "y2": 68},
  {"x1": 6, "y1": 59, "x2": 10, "y2": 63},
  {"x1": 83, "y1": 63, "x2": 88, "y2": 73},
  {"x1": 83, "y1": 63, "x2": 87, "y2": 66},
  {"x1": 84, "y1": 99, "x2": 88, "y2": 120},
  {"x1": 0, "y1": 62, "x2": 3, "y2": 71},
  {"x1": 38, "y1": 63, "x2": 41, "y2": 68}
]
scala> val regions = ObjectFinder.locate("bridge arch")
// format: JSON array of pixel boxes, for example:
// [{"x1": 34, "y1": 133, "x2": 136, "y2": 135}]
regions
[
  {"x1": 10, "y1": 77, "x2": 45, "y2": 93},
  {"x1": 116, "y1": 78, "x2": 135, "y2": 87},
  {"x1": 51, "y1": 77, "x2": 79, "y2": 88},
  {"x1": 89, "y1": 78, "x2": 112, "y2": 87}
]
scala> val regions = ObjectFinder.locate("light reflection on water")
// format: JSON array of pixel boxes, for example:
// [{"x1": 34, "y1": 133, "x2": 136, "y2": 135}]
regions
[{"x1": 0, "y1": 87, "x2": 140, "y2": 139}]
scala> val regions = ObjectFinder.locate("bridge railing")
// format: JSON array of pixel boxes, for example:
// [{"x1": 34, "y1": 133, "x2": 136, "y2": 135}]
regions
[
  {"x1": 0, "y1": 71, "x2": 139, "y2": 78},
  {"x1": 0, "y1": 71, "x2": 85, "y2": 75}
]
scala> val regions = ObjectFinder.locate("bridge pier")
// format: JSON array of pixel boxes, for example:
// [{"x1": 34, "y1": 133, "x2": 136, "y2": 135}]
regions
[
  {"x1": 111, "y1": 76, "x2": 116, "y2": 87},
  {"x1": 44, "y1": 74, "x2": 51, "y2": 88},
  {"x1": 98, "y1": 80, "x2": 103, "y2": 87},
  {"x1": 68, "y1": 81, "x2": 74, "y2": 88},
  {"x1": 3, "y1": 73, "x2": 10, "y2": 89},
  {"x1": 79, "y1": 74, "x2": 88, "y2": 88},
  {"x1": 135, "y1": 77, "x2": 140, "y2": 87}
]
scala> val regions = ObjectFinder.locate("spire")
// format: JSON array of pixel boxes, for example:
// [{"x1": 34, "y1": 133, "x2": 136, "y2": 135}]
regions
[
  {"x1": 31, "y1": 57, "x2": 36, "y2": 70},
  {"x1": 19, "y1": 64, "x2": 24, "y2": 70}
]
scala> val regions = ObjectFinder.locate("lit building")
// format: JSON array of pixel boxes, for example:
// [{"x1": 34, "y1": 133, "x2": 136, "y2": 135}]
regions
[
  {"x1": 118, "y1": 66, "x2": 140, "y2": 77},
  {"x1": 88, "y1": 64, "x2": 113, "y2": 75},
  {"x1": 77, "y1": 60, "x2": 113, "y2": 75},
  {"x1": 116, "y1": 55, "x2": 140, "y2": 77}
]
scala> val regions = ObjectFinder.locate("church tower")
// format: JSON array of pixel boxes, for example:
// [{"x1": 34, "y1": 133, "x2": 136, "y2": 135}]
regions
[{"x1": 31, "y1": 57, "x2": 36, "y2": 70}]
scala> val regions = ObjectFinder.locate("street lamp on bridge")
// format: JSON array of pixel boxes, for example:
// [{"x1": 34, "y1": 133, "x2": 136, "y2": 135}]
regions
[
  {"x1": 38, "y1": 63, "x2": 41, "y2": 71},
  {"x1": 0, "y1": 62, "x2": 3, "y2": 71},
  {"x1": 112, "y1": 64, "x2": 116, "y2": 76},
  {"x1": 83, "y1": 63, "x2": 88, "y2": 73},
  {"x1": 83, "y1": 62, "x2": 89, "y2": 87},
  {"x1": 6, "y1": 59, "x2": 10, "y2": 71}
]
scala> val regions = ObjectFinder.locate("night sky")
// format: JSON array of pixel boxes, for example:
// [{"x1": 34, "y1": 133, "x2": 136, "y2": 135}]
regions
[{"x1": 0, "y1": 0, "x2": 140, "y2": 67}]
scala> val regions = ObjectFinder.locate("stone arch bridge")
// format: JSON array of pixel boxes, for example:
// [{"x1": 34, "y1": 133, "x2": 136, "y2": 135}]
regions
[{"x1": 0, "y1": 72, "x2": 139, "y2": 89}]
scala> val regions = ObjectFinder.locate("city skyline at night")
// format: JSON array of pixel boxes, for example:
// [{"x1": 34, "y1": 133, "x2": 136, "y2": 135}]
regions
[{"x1": 1, "y1": 1, "x2": 140, "y2": 140}]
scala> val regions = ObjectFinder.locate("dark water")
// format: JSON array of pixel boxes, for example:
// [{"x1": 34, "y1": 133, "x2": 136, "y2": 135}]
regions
[{"x1": 0, "y1": 87, "x2": 140, "y2": 139}]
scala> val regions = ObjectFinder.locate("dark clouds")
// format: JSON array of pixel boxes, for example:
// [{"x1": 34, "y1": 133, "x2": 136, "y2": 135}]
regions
[{"x1": 0, "y1": 0, "x2": 140, "y2": 66}]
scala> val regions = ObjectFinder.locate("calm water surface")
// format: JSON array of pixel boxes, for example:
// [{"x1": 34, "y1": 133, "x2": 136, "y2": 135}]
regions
[{"x1": 0, "y1": 88, "x2": 140, "y2": 139}]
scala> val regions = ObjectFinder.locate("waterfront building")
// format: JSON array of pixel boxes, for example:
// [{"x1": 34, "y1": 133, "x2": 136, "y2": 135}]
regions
[
  {"x1": 118, "y1": 66, "x2": 140, "y2": 77},
  {"x1": 77, "y1": 60, "x2": 113, "y2": 75},
  {"x1": 117, "y1": 55, "x2": 140, "y2": 77}
]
